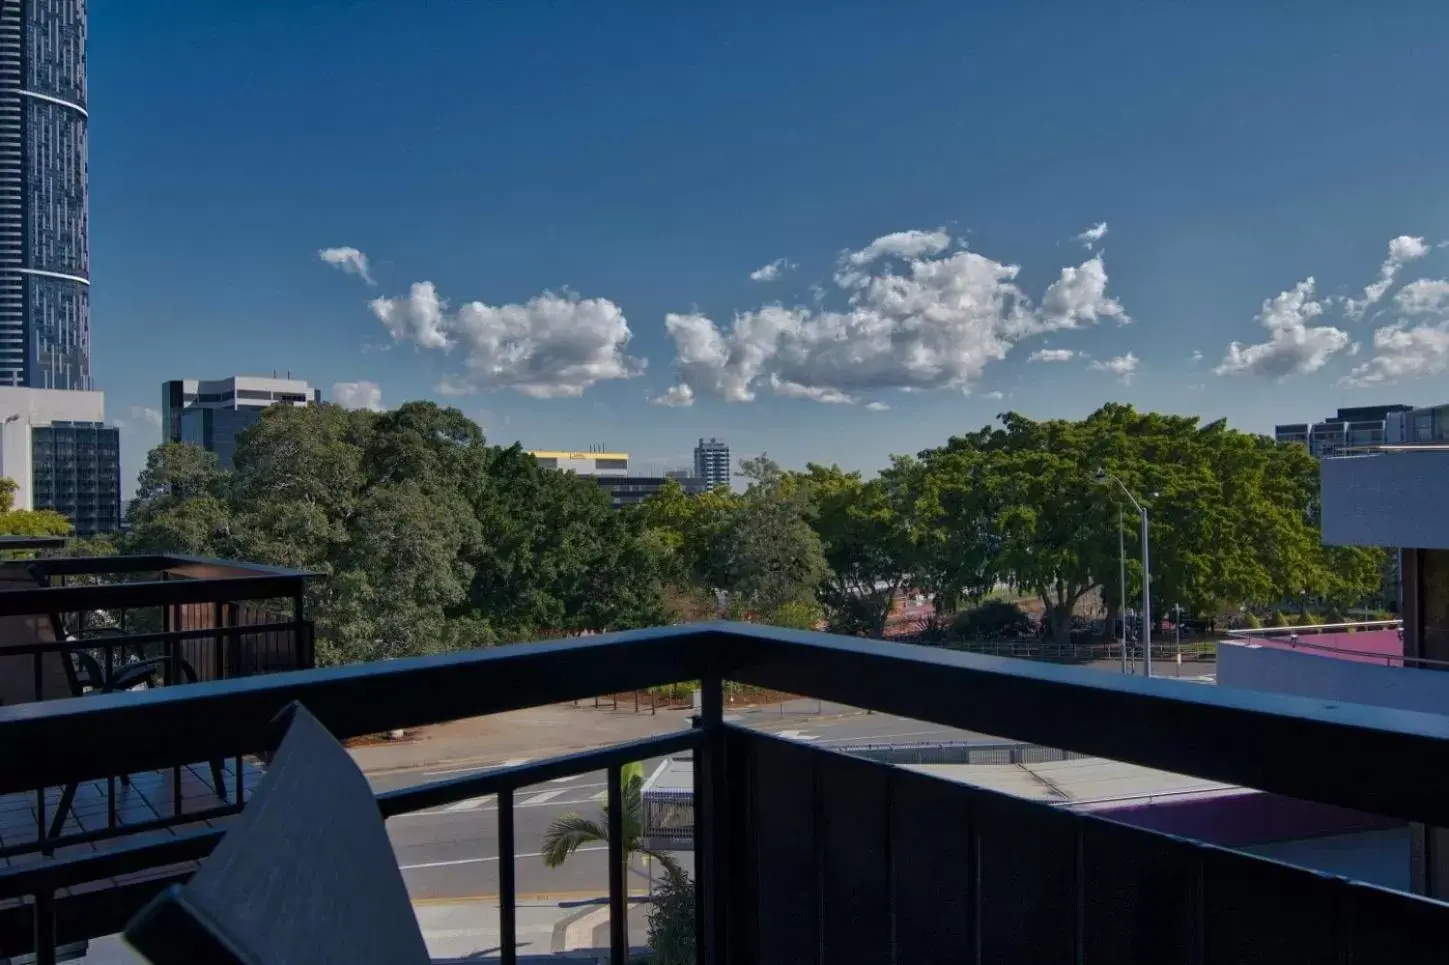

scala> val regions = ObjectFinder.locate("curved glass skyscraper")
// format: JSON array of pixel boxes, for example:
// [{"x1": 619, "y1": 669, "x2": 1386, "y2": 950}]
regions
[{"x1": 0, "y1": 0, "x2": 89, "y2": 391}]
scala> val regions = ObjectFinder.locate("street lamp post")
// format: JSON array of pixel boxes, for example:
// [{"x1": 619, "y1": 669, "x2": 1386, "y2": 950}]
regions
[
  {"x1": 1099, "y1": 472, "x2": 1151, "y2": 677},
  {"x1": 1118, "y1": 507, "x2": 1127, "y2": 674}
]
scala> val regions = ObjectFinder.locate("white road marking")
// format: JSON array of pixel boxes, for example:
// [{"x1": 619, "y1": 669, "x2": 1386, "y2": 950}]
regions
[
  {"x1": 548, "y1": 774, "x2": 583, "y2": 784},
  {"x1": 420, "y1": 757, "x2": 531, "y2": 778},
  {"x1": 776, "y1": 730, "x2": 820, "y2": 742},
  {"x1": 518, "y1": 789, "x2": 567, "y2": 806},
  {"x1": 443, "y1": 796, "x2": 493, "y2": 812},
  {"x1": 400, "y1": 845, "x2": 607, "y2": 871}
]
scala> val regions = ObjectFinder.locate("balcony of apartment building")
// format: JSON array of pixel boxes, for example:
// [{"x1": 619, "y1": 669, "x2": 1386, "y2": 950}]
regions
[
  {"x1": 4, "y1": 619, "x2": 1449, "y2": 963},
  {"x1": 0, "y1": 537, "x2": 314, "y2": 955}
]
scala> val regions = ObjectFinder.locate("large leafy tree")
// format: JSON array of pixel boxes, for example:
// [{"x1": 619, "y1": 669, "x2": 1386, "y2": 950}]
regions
[{"x1": 0, "y1": 478, "x2": 71, "y2": 537}]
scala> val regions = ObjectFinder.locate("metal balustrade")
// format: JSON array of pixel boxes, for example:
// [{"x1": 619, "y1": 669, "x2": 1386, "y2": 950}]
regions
[{"x1": 0, "y1": 622, "x2": 1448, "y2": 963}]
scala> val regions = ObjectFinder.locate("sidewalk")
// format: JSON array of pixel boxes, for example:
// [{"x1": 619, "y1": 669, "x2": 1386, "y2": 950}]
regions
[{"x1": 75, "y1": 895, "x2": 655, "y2": 963}]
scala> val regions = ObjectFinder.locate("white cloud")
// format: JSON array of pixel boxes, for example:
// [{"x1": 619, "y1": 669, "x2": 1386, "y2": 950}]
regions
[
  {"x1": 369, "y1": 283, "x2": 644, "y2": 398},
  {"x1": 1074, "y1": 222, "x2": 1108, "y2": 250},
  {"x1": 984, "y1": 390, "x2": 1005, "y2": 400},
  {"x1": 332, "y1": 381, "x2": 384, "y2": 412},
  {"x1": 128, "y1": 405, "x2": 162, "y2": 428},
  {"x1": 1341, "y1": 320, "x2": 1449, "y2": 387},
  {"x1": 1037, "y1": 256, "x2": 1130, "y2": 329},
  {"x1": 1394, "y1": 279, "x2": 1449, "y2": 315},
  {"x1": 865, "y1": 401, "x2": 890, "y2": 411},
  {"x1": 1344, "y1": 235, "x2": 1429, "y2": 319},
  {"x1": 1190, "y1": 349, "x2": 1203, "y2": 362},
  {"x1": 1089, "y1": 352, "x2": 1139, "y2": 383},
  {"x1": 651, "y1": 384, "x2": 695, "y2": 407},
  {"x1": 1214, "y1": 278, "x2": 1350, "y2": 379},
  {"x1": 842, "y1": 229, "x2": 951, "y2": 268},
  {"x1": 318, "y1": 246, "x2": 375, "y2": 285},
  {"x1": 434, "y1": 375, "x2": 475, "y2": 397},
  {"x1": 749, "y1": 258, "x2": 795, "y2": 283},
  {"x1": 661, "y1": 228, "x2": 1130, "y2": 406},
  {"x1": 1028, "y1": 348, "x2": 1076, "y2": 363}
]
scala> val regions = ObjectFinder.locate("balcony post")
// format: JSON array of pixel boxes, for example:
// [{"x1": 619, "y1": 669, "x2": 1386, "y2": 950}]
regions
[{"x1": 694, "y1": 674, "x2": 728, "y2": 965}]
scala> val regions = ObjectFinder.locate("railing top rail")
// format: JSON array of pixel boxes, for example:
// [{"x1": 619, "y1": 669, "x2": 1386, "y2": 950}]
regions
[
  {"x1": 1, "y1": 622, "x2": 1448, "y2": 825},
  {"x1": 0, "y1": 573, "x2": 310, "y2": 617},
  {"x1": 23, "y1": 553, "x2": 319, "y2": 581},
  {"x1": 1227, "y1": 620, "x2": 1402, "y2": 635}
]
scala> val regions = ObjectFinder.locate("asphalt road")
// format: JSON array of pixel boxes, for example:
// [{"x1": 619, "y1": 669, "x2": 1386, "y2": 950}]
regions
[{"x1": 375, "y1": 708, "x2": 1016, "y2": 901}]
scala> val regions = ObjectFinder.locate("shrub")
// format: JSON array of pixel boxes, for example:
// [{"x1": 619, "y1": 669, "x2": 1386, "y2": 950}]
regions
[
  {"x1": 1270, "y1": 610, "x2": 1292, "y2": 628},
  {"x1": 1242, "y1": 611, "x2": 1262, "y2": 629},
  {"x1": 952, "y1": 600, "x2": 1032, "y2": 640},
  {"x1": 647, "y1": 865, "x2": 696, "y2": 965},
  {"x1": 1297, "y1": 609, "x2": 1322, "y2": 627}
]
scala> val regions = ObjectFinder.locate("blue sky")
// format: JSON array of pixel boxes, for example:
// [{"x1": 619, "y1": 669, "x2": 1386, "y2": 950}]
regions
[{"x1": 92, "y1": 4, "x2": 1449, "y2": 493}]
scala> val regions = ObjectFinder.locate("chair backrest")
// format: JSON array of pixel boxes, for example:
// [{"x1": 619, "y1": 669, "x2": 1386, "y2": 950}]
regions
[{"x1": 123, "y1": 703, "x2": 430, "y2": 965}]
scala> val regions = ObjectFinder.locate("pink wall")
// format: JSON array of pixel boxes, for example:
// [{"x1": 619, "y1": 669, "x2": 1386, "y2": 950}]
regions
[{"x1": 1245, "y1": 629, "x2": 1403, "y2": 666}]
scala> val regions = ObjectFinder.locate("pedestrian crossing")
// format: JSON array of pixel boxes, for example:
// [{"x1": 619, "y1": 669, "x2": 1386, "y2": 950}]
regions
[{"x1": 406, "y1": 782, "x2": 608, "y2": 818}]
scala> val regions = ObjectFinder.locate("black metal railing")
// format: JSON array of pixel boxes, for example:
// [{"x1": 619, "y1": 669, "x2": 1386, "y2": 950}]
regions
[{"x1": 1, "y1": 622, "x2": 1449, "y2": 964}]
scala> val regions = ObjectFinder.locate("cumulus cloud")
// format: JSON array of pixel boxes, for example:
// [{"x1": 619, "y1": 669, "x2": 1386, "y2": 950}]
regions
[
  {"x1": 1190, "y1": 349, "x2": 1203, "y2": 362},
  {"x1": 1037, "y1": 256, "x2": 1130, "y2": 329},
  {"x1": 1344, "y1": 235, "x2": 1429, "y2": 318},
  {"x1": 1089, "y1": 352, "x2": 1139, "y2": 383},
  {"x1": 843, "y1": 229, "x2": 951, "y2": 268},
  {"x1": 332, "y1": 381, "x2": 384, "y2": 412},
  {"x1": 651, "y1": 384, "x2": 695, "y2": 407},
  {"x1": 660, "y1": 228, "x2": 1130, "y2": 406},
  {"x1": 318, "y1": 246, "x2": 375, "y2": 285},
  {"x1": 1028, "y1": 348, "x2": 1076, "y2": 363},
  {"x1": 1074, "y1": 222, "x2": 1108, "y2": 250},
  {"x1": 865, "y1": 401, "x2": 890, "y2": 411},
  {"x1": 749, "y1": 258, "x2": 795, "y2": 283},
  {"x1": 1341, "y1": 320, "x2": 1449, "y2": 387},
  {"x1": 1394, "y1": 279, "x2": 1449, "y2": 315},
  {"x1": 1214, "y1": 278, "x2": 1350, "y2": 379},
  {"x1": 369, "y1": 283, "x2": 644, "y2": 398}
]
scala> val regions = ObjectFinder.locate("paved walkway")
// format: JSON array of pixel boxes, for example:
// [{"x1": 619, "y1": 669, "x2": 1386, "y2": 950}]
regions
[{"x1": 75, "y1": 894, "x2": 655, "y2": 963}]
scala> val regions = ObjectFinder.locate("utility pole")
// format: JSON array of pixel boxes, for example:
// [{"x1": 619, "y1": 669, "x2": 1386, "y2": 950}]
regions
[{"x1": 1098, "y1": 471, "x2": 1152, "y2": 677}]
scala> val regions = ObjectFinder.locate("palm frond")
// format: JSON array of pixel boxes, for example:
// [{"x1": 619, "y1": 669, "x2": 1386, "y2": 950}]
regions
[{"x1": 541, "y1": 812, "x2": 608, "y2": 868}]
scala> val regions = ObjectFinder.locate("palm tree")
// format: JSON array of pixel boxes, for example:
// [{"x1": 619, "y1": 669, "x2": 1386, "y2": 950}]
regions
[{"x1": 541, "y1": 766, "x2": 681, "y2": 874}]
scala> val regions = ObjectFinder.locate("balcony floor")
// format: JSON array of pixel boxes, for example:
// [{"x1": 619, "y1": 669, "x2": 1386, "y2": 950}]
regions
[{"x1": 0, "y1": 761, "x2": 264, "y2": 915}]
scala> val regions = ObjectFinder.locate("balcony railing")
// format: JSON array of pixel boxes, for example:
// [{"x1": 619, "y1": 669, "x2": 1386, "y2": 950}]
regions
[
  {"x1": 3, "y1": 622, "x2": 1449, "y2": 963},
  {"x1": 0, "y1": 547, "x2": 315, "y2": 862}
]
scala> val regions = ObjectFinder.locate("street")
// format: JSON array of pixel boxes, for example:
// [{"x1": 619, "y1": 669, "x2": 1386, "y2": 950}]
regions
[{"x1": 371, "y1": 704, "x2": 1005, "y2": 902}]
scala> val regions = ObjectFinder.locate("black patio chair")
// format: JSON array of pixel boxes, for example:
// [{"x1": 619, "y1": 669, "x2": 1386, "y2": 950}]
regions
[
  {"x1": 123, "y1": 703, "x2": 431, "y2": 965},
  {"x1": 47, "y1": 644, "x2": 229, "y2": 843}
]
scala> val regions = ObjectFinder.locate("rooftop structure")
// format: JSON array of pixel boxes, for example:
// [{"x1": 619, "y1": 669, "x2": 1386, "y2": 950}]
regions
[{"x1": 1275, "y1": 405, "x2": 1412, "y2": 459}]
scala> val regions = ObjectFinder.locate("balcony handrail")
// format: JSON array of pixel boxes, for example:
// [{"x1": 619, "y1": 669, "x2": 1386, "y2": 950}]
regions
[
  {"x1": 2, "y1": 622, "x2": 1449, "y2": 828},
  {"x1": 1227, "y1": 619, "x2": 1402, "y2": 635},
  {"x1": 0, "y1": 619, "x2": 305, "y2": 657},
  {"x1": 0, "y1": 573, "x2": 307, "y2": 616}
]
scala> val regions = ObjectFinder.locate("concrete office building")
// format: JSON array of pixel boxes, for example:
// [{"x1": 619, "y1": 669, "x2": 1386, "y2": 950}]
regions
[
  {"x1": 162, "y1": 375, "x2": 320, "y2": 470},
  {"x1": 0, "y1": 386, "x2": 118, "y2": 535},
  {"x1": 693, "y1": 437, "x2": 730, "y2": 489},
  {"x1": 1275, "y1": 405, "x2": 1412, "y2": 459},
  {"x1": 0, "y1": 0, "x2": 91, "y2": 391}
]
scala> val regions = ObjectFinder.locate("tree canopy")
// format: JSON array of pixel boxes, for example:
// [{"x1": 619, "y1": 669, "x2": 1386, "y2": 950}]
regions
[{"x1": 120, "y1": 400, "x2": 1385, "y2": 662}]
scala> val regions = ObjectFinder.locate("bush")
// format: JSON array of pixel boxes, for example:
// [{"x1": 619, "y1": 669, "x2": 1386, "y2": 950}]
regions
[
  {"x1": 1270, "y1": 610, "x2": 1292, "y2": 628},
  {"x1": 952, "y1": 600, "x2": 1032, "y2": 640},
  {"x1": 1242, "y1": 611, "x2": 1262, "y2": 629},
  {"x1": 1296, "y1": 609, "x2": 1322, "y2": 627},
  {"x1": 647, "y1": 865, "x2": 696, "y2": 965}
]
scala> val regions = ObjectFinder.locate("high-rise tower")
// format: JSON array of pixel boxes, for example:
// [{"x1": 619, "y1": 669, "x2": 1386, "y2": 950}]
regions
[{"x1": 0, "y1": 0, "x2": 90, "y2": 391}]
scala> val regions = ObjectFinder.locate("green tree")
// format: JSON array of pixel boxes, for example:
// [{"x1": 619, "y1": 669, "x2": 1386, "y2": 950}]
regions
[
  {"x1": 0, "y1": 477, "x2": 71, "y2": 537},
  {"x1": 647, "y1": 866, "x2": 696, "y2": 965},
  {"x1": 122, "y1": 443, "x2": 229, "y2": 554},
  {"x1": 791, "y1": 465, "x2": 914, "y2": 637},
  {"x1": 717, "y1": 458, "x2": 827, "y2": 618}
]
